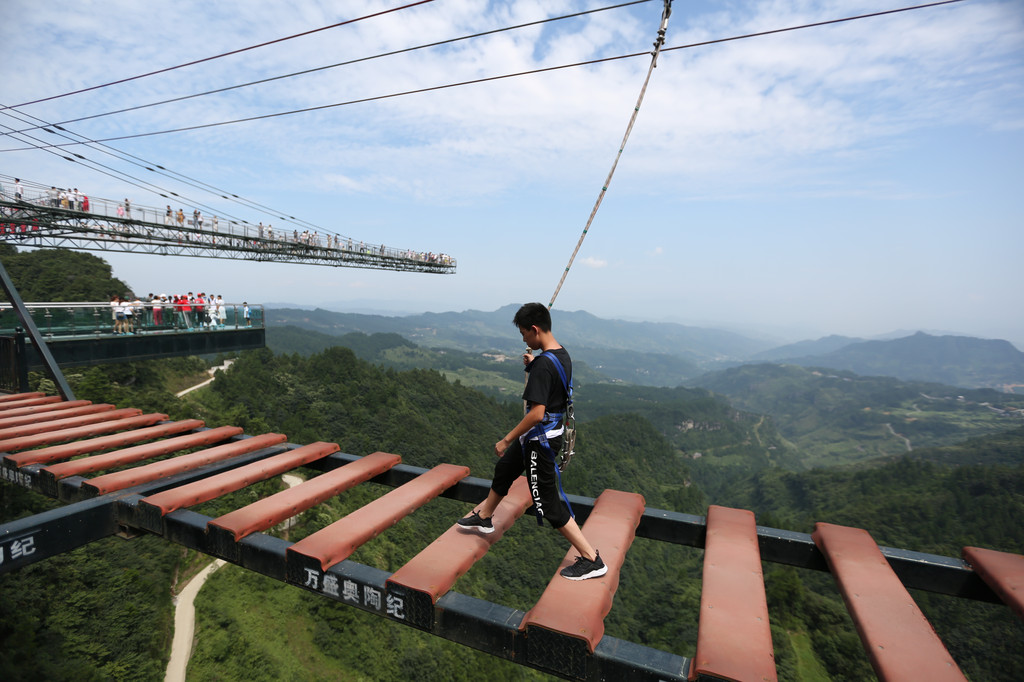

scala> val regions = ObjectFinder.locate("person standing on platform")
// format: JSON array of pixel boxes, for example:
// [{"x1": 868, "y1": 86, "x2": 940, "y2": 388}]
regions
[
  {"x1": 152, "y1": 295, "x2": 164, "y2": 327},
  {"x1": 217, "y1": 295, "x2": 227, "y2": 327},
  {"x1": 182, "y1": 293, "x2": 193, "y2": 329},
  {"x1": 122, "y1": 294, "x2": 135, "y2": 334},
  {"x1": 457, "y1": 303, "x2": 607, "y2": 581},
  {"x1": 14, "y1": 179, "x2": 23, "y2": 202},
  {"x1": 111, "y1": 295, "x2": 123, "y2": 334}
]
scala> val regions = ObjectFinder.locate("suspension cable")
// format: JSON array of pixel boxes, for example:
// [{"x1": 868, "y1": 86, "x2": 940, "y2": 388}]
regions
[
  {"x1": 0, "y1": 106, "x2": 331, "y2": 235},
  {"x1": 0, "y1": 0, "x2": 435, "y2": 112},
  {"x1": 3, "y1": 1, "x2": 653, "y2": 136}
]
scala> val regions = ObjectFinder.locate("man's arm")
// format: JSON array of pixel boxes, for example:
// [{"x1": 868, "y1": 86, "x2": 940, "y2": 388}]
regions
[{"x1": 495, "y1": 403, "x2": 546, "y2": 457}]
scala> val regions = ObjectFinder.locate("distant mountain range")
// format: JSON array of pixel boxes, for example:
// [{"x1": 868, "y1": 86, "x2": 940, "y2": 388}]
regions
[
  {"x1": 266, "y1": 306, "x2": 1024, "y2": 392},
  {"x1": 778, "y1": 332, "x2": 1024, "y2": 391}
]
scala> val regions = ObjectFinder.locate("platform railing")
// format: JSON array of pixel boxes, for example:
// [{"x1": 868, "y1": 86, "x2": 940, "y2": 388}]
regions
[{"x1": 0, "y1": 301, "x2": 264, "y2": 338}]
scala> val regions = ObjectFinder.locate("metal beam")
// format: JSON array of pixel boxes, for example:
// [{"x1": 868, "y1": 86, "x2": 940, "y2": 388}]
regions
[
  {"x1": 23, "y1": 327, "x2": 266, "y2": 368},
  {"x1": 0, "y1": 258, "x2": 75, "y2": 399}
]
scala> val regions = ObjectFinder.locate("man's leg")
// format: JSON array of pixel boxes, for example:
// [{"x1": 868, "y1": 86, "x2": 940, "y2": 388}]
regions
[
  {"x1": 458, "y1": 440, "x2": 524, "y2": 533},
  {"x1": 557, "y1": 518, "x2": 597, "y2": 562},
  {"x1": 475, "y1": 488, "x2": 505, "y2": 519}
]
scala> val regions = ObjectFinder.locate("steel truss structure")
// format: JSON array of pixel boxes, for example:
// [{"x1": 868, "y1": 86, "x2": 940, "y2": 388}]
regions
[{"x1": 0, "y1": 199, "x2": 456, "y2": 274}]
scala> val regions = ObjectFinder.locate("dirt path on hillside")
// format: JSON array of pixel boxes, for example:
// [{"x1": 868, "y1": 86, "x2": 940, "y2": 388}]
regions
[
  {"x1": 175, "y1": 359, "x2": 234, "y2": 397},
  {"x1": 165, "y1": 559, "x2": 226, "y2": 682},
  {"x1": 164, "y1": 472, "x2": 304, "y2": 681}
]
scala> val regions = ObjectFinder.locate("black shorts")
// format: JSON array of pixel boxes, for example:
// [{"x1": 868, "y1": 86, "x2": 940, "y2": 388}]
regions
[{"x1": 492, "y1": 436, "x2": 572, "y2": 529}]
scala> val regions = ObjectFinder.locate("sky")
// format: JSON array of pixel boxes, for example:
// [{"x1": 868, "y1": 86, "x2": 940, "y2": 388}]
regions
[{"x1": 2, "y1": 0, "x2": 1022, "y2": 347}]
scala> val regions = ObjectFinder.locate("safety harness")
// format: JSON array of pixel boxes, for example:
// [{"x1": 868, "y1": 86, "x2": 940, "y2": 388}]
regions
[{"x1": 523, "y1": 351, "x2": 576, "y2": 525}]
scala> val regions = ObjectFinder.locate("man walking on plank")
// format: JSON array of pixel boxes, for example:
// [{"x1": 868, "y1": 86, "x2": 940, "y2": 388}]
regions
[{"x1": 458, "y1": 302, "x2": 607, "y2": 581}]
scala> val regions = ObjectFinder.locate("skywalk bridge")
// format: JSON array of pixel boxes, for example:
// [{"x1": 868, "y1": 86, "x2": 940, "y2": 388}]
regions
[
  {"x1": 0, "y1": 391, "x2": 1021, "y2": 681},
  {"x1": 0, "y1": 188, "x2": 456, "y2": 274}
]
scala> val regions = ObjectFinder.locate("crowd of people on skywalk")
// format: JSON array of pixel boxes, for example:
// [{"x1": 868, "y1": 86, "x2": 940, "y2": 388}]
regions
[
  {"x1": 109, "y1": 293, "x2": 252, "y2": 334},
  {"x1": 0, "y1": 179, "x2": 454, "y2": 268}
]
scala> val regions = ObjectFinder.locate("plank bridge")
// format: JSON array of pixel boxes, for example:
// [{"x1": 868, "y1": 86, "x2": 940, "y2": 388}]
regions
[{"x1": 0, "y1": 392, "x2": 1021, "y2": 681}]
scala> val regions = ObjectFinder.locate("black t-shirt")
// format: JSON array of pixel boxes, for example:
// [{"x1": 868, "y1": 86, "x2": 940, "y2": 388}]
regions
[{"x1": 523, "y1": 347, "x2": 572, "y2": 414}]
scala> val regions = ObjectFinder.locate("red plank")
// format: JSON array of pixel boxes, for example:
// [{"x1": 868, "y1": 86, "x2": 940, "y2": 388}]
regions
[
  {"x1": 0, "y1": 395, "x2": 62, "y2": 411},
  {"x1": 0, "y1": 399, "x2": 94, "y2": 420},
  {"x1": 387, "y1": 478, "x2": 534, "y2": 604},
  {"x1": 520, "y1": 489, "x2": 646, "y2": 653},
  {"x1": 42, "y1": 425, "x2": 244, "y2": 481},
  {"x1": 209, "y1": 451, "x2": 402, "y2": 542},
  {"x1": 288, "y1": 463, "x2": 470, "y2": 571},
  {"x1": 0, "y1": 392, "x2": 45, "y2": 403},
  {"x1": 138, "y1": 441, "x2": 340, "y2": 516},
  {"x1": 813, "y1": 523, "x2": 967, "y2": 682},
  {"x1": 83, "y1": 433, "x2": 289, "y2": 495},
  {"x1": 3, "y1": 418, "x2": 201, "y2": 467},
  {"x1": 963, "y1": 546, "x2": 1024, "y2": 622},
  {"x1": 0, "y1": 412, "x2": 171, "y2": 453},
  {"x1": 0, "y1": 407, "x2": 141, "y2": 440},
  {"x1": 0, "y1": 403, "x2": 115, "y2": 431},
  {"x1": 689, "y1": 505, "x2": 777, "y2": 682}
]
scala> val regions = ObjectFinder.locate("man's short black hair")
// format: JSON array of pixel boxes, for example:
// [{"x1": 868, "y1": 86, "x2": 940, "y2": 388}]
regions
[{"x1": 513, "y1": 302, "x2": 551, "y2": 332}]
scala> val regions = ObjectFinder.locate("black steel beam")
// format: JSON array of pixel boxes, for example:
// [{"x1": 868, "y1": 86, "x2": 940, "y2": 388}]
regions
[
  {"x1": 108, "y1": 489, "x2": 690, "y2": 682},
  {"x1": 24, "y1": 327, "x2": 266, "y2": 369},
  {"x1": 0, "y1": 481, "x2": 118, "y2": 570},
  {"x1": 0, "y1": 258, "x2": 75, "y2": 399}
]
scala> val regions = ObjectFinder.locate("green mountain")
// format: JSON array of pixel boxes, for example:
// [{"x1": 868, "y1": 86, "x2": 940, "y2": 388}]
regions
[
  {"x1": 691, "y1": 363, "x2": 1024, "y2": 469},
  {"x1": 268, "y1": 308, "x2": 1024, "y2": 392},
  {"x1": 267, "y1": 305, "x2": 773, "y2": 365},
  {"x1": 781, "y1": 332, "x2": 1024, "y2": 390},
  {"x1": 0, "y1": 244, "x2": 132, "y2": 302},
  {"x1": 750, "y1": 334, "x2": 864, "y2": 362}
]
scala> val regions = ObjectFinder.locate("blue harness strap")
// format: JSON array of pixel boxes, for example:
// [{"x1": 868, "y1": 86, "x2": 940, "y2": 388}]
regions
[{"x1": 524, "y1": 351, "x2": 574, "y2": 525}]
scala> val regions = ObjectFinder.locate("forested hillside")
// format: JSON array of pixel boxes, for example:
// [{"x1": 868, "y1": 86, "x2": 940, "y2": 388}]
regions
[
  {"x1": 692, "y1": 363, "x2": 1024, "y2": 469},
  {"x1": 2, "y1": 346, "x2": 1022, "y2": 680},
  {"x1": 0, "y1": 244, "x2": 131, "y2": 302},
  {"x1": 2, "y1": 249, "x2": 1022, "y2": 680}
]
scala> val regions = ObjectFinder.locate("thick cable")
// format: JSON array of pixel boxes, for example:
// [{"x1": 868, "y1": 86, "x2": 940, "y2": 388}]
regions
[
  {"x1": 0, "y1": 0, "x2": 435, "y2": 112},
  {"x1": 548, "y1": 1, "x2": 672, "y2": 310},
  {"x1": 547, "y1": 0, "x2": 963, "y2": 308},
  {"x1": 0, "y1": 0, "x2": 966, "y2": 154}
]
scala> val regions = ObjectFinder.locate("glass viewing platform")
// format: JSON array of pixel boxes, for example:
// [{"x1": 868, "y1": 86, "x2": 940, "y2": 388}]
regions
[{"x1": 0, "y1": 301, "x2": 265, "y2": 339}]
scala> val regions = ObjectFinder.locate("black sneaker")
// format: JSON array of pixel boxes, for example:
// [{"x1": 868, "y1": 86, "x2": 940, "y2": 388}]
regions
[
  {"x1": 457, "y1": 510, "x2": 494, "y2": 534},
  {"x1": 560, "y1": 551, "x2": 608, "y2": 581}
]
